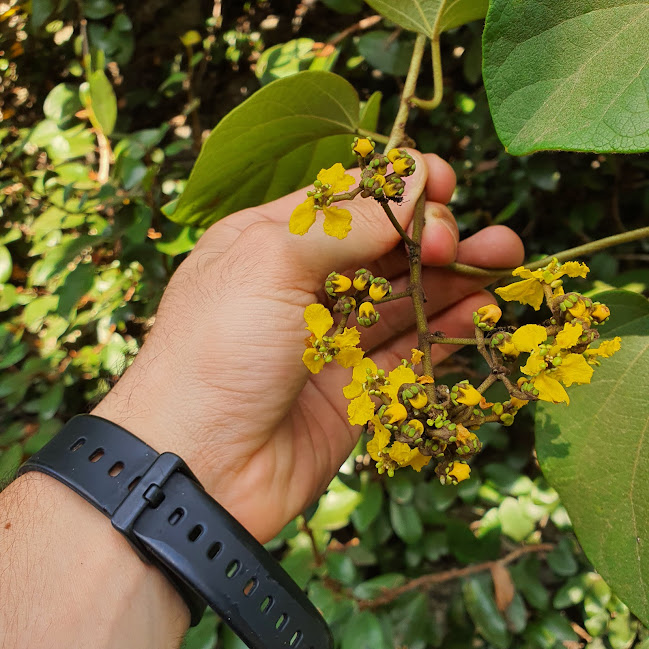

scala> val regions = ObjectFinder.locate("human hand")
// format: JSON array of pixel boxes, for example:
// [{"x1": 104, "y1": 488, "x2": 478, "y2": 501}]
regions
[{"x1": 93, "y1": 151, "x2": 524, "y2": 543}]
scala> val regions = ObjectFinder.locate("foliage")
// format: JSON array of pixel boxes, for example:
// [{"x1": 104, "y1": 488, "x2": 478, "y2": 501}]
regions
[{"x1": 2, "y1": 1, "x2": 649, "y2": 648}]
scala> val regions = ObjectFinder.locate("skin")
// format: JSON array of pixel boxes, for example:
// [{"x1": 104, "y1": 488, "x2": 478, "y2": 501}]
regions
[{"x1": 0, "y1": 152, "x2": 524, "y2": 649}]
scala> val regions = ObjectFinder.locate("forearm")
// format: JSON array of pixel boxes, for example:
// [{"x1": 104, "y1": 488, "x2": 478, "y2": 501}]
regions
[{"x1": 0, "y1": 471, "x2": 189, "y2": 649}]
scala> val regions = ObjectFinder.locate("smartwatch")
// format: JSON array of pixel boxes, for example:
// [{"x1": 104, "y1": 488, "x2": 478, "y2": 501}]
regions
[{"x1": 18, "y1": 415, "x2": 333, "y2": 649}]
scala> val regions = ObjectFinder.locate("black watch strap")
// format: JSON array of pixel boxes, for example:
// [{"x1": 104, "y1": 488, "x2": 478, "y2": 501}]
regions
[{"x1": 18, "y1": 415, "x2": 333, "y2": 649}]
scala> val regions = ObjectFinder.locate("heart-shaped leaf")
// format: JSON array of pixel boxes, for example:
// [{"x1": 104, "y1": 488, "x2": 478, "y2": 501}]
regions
[
  {"x1": 364, "y1": 0, "x2": 488, "y2": 38},
  {"x1": 483, "y1": 0, "x2": 649, "y2": 154},
  {"x1": 167, "y1": 71, "x2": 361, "y2": 228},
  {"x1": 536, "y1": 290, "x2": 649, "y2": 625}
]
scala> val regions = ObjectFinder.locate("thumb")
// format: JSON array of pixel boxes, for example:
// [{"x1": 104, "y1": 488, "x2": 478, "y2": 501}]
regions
[{"x1": 254, "y1": 148, "x2": 429, "y2": 277}]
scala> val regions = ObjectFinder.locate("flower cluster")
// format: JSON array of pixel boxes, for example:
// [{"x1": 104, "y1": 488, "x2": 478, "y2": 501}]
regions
[
  {"x1": 288, "y1": 138, "x2": 415, "y2": 240},
  {"x1": 298, "y1": 258, "x2": 620, "y2": 485}
]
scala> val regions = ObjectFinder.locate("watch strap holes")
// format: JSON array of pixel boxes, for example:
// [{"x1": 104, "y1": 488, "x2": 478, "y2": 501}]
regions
[
  {"x1": 207, "y1": 542, "x2": 222, "y2": 560},
  {"x1": 108, "y1": 461, "x2": 124, "y2": 477},
  {"x1": 127, "y1": 476, "x2": 141, "y2": 491},
  {"x1": 69, "y1": 437, "x2": 86, "y2": 452},
  {"x1": 226, "y1": 560, "x2": 240, "y2": 578},
  {"x1": 275, "y1": 613, "x2": 288, "y2": 631},
  {"x1": 188, "y1": 524, "x2": 204, "y2": 542},
  {"x1": 243, "y1": 578, "x2": 258, "y2": 597},
  {"x1": 289, "y1": 630, "x2": 303, "y2": 646},
  {"x1": 88, "y1": 448, "x2": 104, "y2": 463},
  {"x1": 169, "y1": 508, "x2": 185, "y2": 526},
  {"x1": 260, "y1": 595, "x2": 273, "y2": 613}
]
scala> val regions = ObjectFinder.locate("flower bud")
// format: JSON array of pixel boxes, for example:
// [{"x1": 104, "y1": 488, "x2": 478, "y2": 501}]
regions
[
  {"x1": 473, "y1": 304, "x2": 502, "y2": 331},
  {"x1": 591, "y1": 303, "x2": 610, "y2": 324},
  {"x1": 358, "y1": 301, "x2": 380, "y2": 327},
  {"x1": 353, "y1": 269, "x2": 373, "y2": 291},
  {"x1": 492, "y1": 332, "x2": 519, "y2": 357},
  {"x1": 325, "y1": 272, "x2": 352, "y2": 297},
  {"x1": 383, "y1": 403, "x2": 408, "y2": 424},
  {"x1": 384, "y1": 175, "x2": 405, "y2": 198},
  {"x1": 352, "y1": 137, "x2": 375, "y2": 158},
  {"x1": 369, "y1": 278, "x2": 391, "y2": 301},
  {"x1": 387, "y1": 148, "x2": 406, "y2": 163},
  {"x1": 333, "y1": 295, "x2": 356, "y2": 315},
  {"x1": 445, "y1": 461, "x2": 471, "y2": 485},
  {"x1": 392, "y1": 154, "x2": 415, "y2": 176},
  {"x1": 452, "y1": 381, "x2": 482, "y2": 406}
]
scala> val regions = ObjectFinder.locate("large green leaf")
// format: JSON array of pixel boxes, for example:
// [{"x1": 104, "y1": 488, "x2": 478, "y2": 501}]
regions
[
  {"x1": 483, "y1": 0, "x2": 649, "y2": 154},
  {"x1": 364, "y1": 0, "x2": 488, "y2": 38},
  {"x1": 536, "y1": 290, "x2": 649, "y2": 625},
  {"x1": 168, "y1": 71, "x2": 361, "y2": 228}
]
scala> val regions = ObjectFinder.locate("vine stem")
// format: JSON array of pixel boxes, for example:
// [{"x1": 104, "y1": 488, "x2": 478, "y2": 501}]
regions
[
  {"x1": 357, "y1": 128, "x2": 390, "y2": 144},
  {"x1": 446, "y1": 225, "x2": 649, "y2": 279},
  {"x1": 381, "y1": 203, "x2": 416, "y2": 248},
  {"x1": 426, "y1": 335, "x2": 478, "y2": 346},
  {"x1": 355, "y1": 543, "x2": 554, "y2": 610},
  {"x1": 410, "y1": 35, "x2": 443, "y2": 110},
  {"x1": 385, "y1": 33, "x2": 428, "y2": 151}
]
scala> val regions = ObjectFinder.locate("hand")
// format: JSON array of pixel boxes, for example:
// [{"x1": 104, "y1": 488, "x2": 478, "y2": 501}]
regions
[{"x1": 93, "y1": 151, "x2": 524, "y2": 543}]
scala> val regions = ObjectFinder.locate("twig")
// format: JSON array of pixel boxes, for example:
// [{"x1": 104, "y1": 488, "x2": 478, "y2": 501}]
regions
[
  {"x1": 327, "y1": 15, "x2": 382, "y2": 48},
  {"x1": 410, "y1": 35, "x2": 443, "y2": 111},
  {"x1": 299, "y1": 515, "x2": 324, "y2": 567},
  {"x1": 356, "y1": 543, "x2": 554, "y2": 609},
  {"x1": 445, "y1": 225, "x2": 649, "y2": 279},
  {"x1": 426, "y1": 335, "x2": 478, "y2": 346},
  {"x1": 96, "y1": 131, "x2": 112, "y2": 184},
  {"x1": 381, "y1": 202, "x2": 416, "y2": 248}
]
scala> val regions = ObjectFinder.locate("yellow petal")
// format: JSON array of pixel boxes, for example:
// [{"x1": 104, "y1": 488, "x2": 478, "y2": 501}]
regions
[
  {"x1": 407, "y1": 450, "x2": 431, "y2": 472},
  {"x1": 511, "y1": 324, "x2": 548, "y2": 353},
  {"x1": 411, "y1": 349, "x2": 424, "y2": 365},
  {"x1": 384, "y1": 403, "x2": 408, "y2": 424},
  {"x1": 521, "y1": 351, "x2": 547, "y2": 376},
  {"x1": 336, "y1": 347, "x2": 364, "y2": 368},
  {"x1": 304, "y1": 303, "x2": 334, "y2": 339},
  {"x1": 353, "y1": 138, "x2": 374, "y2": 158},
  {"x1": 457, "y1": 384, "x2": 482, "y2": 406},
  {"x1": 533, "y1": 372, "x2": 569, "y2": 404},
  {"x1": 554, "y1": 353, "x2": 593, "y2": 387},
  {"x1": 322, "y1": 206, "x2": 352, "y2": 239},
  {"x1": 448, "y1": 461, "x2": 471, "y2": 483},
  {"x1": 289, "y1": 198, "x2": 317, "y2": 236},
  {"x1": 334, "y1": 326, "x2": 361, "y2": 349},
  {"x1": 388, "y1": 441, "x2": 419, "y2": 466},
  {"x1": 317, "y1": 163, "x2": 355, "y2": 193},
  {"x1": 585, "y1": 337, "x2": 621, "y2": 359},
  {"x1": 495, "y1": 278, "x2": 545, "y2": 310},
  {"x1": 302, "y1": 348, "x2": 325, "y2": 374},
  {"x1": 381, "y1": 367, "x2": 416, "y2": 403},
  {"x1": 347, "y1": 392, "x2": 375, "y2": 426},
  {"x1": 555, "y1": 322, "x2": 583, "y2": 349},
  {"x1": 343, "y1": 358, "x2": 378, "y2": 399},
  {"x1": 367, "y1": 418, "x2": 390, "y2": 460},
  {"x1": 558, "y1": 261, "x2": 589, "y2": 278},
  {"x1": 497, "y1": 340, "x2": 520, "y2": 357},
  {"x1": 342, "y1": 379, "x2": 363, "y2": 400}
]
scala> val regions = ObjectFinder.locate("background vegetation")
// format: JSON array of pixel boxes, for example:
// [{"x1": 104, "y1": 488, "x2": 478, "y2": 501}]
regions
[{"x1": 1, "y1": 1, "x2": 648, "y2": 648}]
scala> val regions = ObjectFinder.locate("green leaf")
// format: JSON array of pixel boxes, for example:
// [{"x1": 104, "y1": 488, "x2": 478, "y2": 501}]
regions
[
  {"x1": 43, "y1": 84, "x2": 82, "y2": 127},
  {"x1": 389, "y1": 500, "x2": 423, "y2": 544},
  {"x1": 255, "y1": 39, "x2": 317, "y2": 86},
  {"x1": 326, "y1": 553, "x2": 358, "y2": 586},
  {"x1": 341, "y1": 610, "x2": 389, "y2": 649},
  {"x1": 536, "y1": 290, "x2": 649, "y2": 625},
  {"x1": 357, "y1": 31, "x2": 414, "y2": 77},
  {"x1": 351, "y1": 478, "x2": 383, "y2": 532},
  {"x1": 463, "y1": 574, "x2": 512, "y2": 649},
  {"x1": 546, "y1": 538, "x2": 578, "y2": 577},
  {"x1": 0, "y1": 444, "x2": 22, "y2": 487},
  {"x1": 167, "y1": 71, "x2": 360, "y2": 227},
  {"x1": 510, "y1": 555, "x2": 550, "y2": 611},
  {"x1": 353, "y1": 573, "x2": 406, "y2": 599},
  {"x1": 0, "y1": 245, "x2": 12, "y2": 284},
  {"x1": 483, "y1": 1, "x2": 649, "y2": 154},
  {"x1": 498, "y1": 497, "x2": 536, "y2": 542},
  {"x1": 363, "y1": 0, "x2": 488, "y2": 38},
  {"x1": 309, "y1": 476, "x2": 362, "y2": 531},
  {"x1": 86, "y1": 69, "x2": 117, "y2": 135}
]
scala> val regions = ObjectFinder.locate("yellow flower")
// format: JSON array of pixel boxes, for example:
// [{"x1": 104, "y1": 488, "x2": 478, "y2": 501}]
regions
[
  {"x1": 584, "y1": 337, "x2": 621, "y2": 363},
  {"x1": 520, "y1": 322, "x2": 593, "y2": 404},
  {"x1": 454, "y1": 382, "x2": 482, "y2": 406},
  {"x1": 289, "y1": 164, "x2": 355, "y2": 239},
  {"x1": 494, "y1": 324, "x2": 547, "y2": 358},
  {"x1": 345, "y1": 358, "x2": 381, "y2": 425},
  {"x1": 381, "y1": 365, "x2": 417, "y2": 403},
  {"x1": 387, "y1": 148, "x2": 405, "y2": 163},
  {"x1": 383, "y1": 403, "x2": 408, "y2": 424},
  {"x1": 301, "y1": 304, "x2": 364, "y2": 374},
  {"x1": 474, "y1": 304, "x2": 502, "y2": 329},
  {"x1": 358, "y1": 301, "x2": 379, "y2": 327},
  {"x1": 367, "y1": 417, "x2": 391, "y2": 461},
  {"x1": 369, "y1": 279, "x2": 391, "y2": 301},
  {"x1": 495, "y1": 259, "x2": 590, "y2": 311},
  {"x1": 447, "y1": 461, "x2": 471, "y2": 483},
  {"x1": 388, "y1": 442, "x2": 431, "y2": 472},
  {"x1": 352, "y1": 137, "x2": 374, "y2": 158},
  {"x1": 348, "y1": 392, "x2": 375, "y2": 426}
]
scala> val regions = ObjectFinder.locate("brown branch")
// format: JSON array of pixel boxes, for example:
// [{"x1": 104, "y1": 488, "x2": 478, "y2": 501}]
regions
[
  {"x1": 327, "y1": 15, "x2": 382, "y2": 48},
  {"x1": 299, "y1": 515, "x2": 324, "y2": 567},
  {"x1": 356, "y1": 543, "x2": 554, "y2": 609}
]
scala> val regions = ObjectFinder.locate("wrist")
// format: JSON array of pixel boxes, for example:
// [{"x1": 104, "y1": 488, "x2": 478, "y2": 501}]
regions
[{"x1": 0, "y1": 471, "x2": 189, "y2": 649}]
